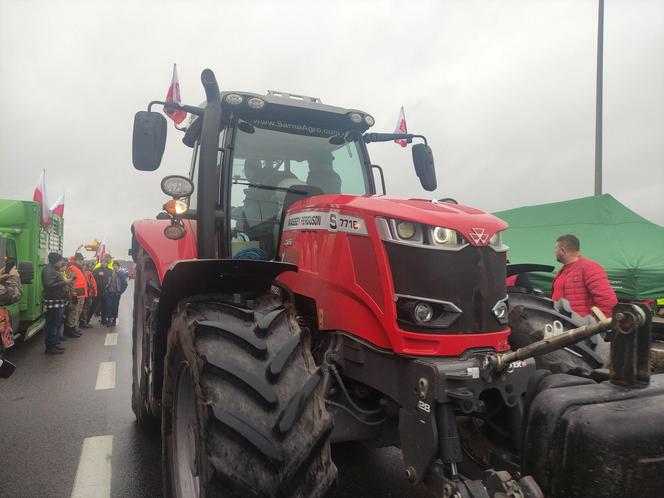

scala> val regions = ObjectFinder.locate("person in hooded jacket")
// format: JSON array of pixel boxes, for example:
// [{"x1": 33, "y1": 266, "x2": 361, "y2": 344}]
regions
[
  {"x1": 104, "y1": 261, "x2": 128, "y2": 327},
  {"x1": 80, "y1": 262, "x2": 98, "y2": 328},
  {"x1": 93, "y1": 254, "x2": 113, "y2": 325}
]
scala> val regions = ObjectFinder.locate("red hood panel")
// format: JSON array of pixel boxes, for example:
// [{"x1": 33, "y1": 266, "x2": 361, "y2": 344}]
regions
[{"x1": 289, "y1": 195, "x2": 508, "y2": 246}]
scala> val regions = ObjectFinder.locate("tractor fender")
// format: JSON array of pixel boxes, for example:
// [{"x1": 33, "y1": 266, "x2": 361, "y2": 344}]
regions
[
  {"x1": 156, "y1": 259, "x2": 298, "y2": 337},
  {"x1": 151, "y1": 259, "x2": 298, "y2": 399},
  {"x1": 130, "y1": 219, "x2": 198, "y2": 283}
]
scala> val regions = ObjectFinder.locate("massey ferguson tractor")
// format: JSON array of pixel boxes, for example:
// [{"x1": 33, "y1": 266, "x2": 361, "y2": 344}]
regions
[{"x1": 130, "y1": 69, "x2": 664, "y2": 498}]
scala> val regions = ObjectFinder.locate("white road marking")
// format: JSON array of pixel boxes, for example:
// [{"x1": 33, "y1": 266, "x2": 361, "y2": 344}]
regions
[
  {"x1": 104, "y1": 333, "x2": 118, "y2": 346},
  {"x1": 70, "y1": 435, "x2": 113, "y2": 498},
  {"x1": 95, "y1": 361, "x2": 116, "y2": 390}
]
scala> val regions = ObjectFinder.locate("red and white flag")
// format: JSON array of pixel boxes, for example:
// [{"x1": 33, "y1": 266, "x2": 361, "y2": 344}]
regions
[
  {"x1": 96, "y1": 240, "x2": 107, "y2": 262},
  {"x1": 50, "y1": 193, "x2": 65, "y2": 218},
  {"x1": 33, "y1": 170, "x2": 51, "y2": 227},
  {"x1": 164, "y1": 64, "x2": 187, "y2": 124},
  {"x1": 393, "y1": 106, "x2": 408, "y2": 147}
]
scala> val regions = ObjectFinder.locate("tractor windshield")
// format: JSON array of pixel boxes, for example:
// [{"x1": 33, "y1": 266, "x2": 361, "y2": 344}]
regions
[{"x1": 229, "y1": 118, "x2": 370, "y2": 258}]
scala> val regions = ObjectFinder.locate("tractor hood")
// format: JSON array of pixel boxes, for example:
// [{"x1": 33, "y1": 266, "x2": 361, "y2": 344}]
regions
[{"x1": 288, "y1": 194, "x2": 508, "y2": 247}]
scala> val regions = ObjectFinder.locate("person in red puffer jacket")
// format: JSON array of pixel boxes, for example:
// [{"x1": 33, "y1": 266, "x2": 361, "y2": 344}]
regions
[{"x1": 551, "y1": 234, "x2": 618, "y2": 318}]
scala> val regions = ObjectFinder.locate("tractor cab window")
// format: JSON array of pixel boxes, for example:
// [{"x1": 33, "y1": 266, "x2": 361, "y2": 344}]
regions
[{"x1": 230, "y1": 119, "x2": 370, "y2": 259}]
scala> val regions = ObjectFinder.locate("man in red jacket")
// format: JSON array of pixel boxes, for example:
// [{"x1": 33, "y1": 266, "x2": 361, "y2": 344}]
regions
[{"x1": 551, "y1": 234, "x2": 617, "y2": 318}]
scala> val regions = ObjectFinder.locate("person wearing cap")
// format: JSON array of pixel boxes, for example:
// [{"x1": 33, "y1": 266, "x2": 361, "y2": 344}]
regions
[
  {"x1": 64, "y1": 253, "x2": 88, "y2": 337},
  {"x1": 42, "y1": 252, "x2": 71, "y2": 354}
]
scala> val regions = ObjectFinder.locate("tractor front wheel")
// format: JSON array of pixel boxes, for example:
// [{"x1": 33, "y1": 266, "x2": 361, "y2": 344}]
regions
[{"x1": 161, "y1": 290, "x2": 336, "y2": 498}]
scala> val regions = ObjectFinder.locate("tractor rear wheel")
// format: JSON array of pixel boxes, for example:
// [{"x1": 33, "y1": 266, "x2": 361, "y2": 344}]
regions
[{"x1": 162, "y1": 290, "x2": 336, "y2": 498}]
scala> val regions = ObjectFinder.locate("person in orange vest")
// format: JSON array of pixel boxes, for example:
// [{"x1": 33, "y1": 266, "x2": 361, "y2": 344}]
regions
[
  {"x1": 79, "y1": 262, "x2": 98, "y2": 329},
  {"x1": 64, "y1": 253, "x2": 88, "y2": 337}
]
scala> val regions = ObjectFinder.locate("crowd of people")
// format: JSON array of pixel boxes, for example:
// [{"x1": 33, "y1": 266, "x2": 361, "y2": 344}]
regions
[{"x1": 42, "y1": 252, "x2": 128, "y2": 354}]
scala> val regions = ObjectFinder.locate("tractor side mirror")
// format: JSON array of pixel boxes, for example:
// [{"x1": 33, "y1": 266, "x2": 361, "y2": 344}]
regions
[
  {"x1": 18, "y1": 261, "x2": 34, "y2": 284},
  {"x1": 412, "y1": 144, "x2": 437, "y2": 192},
  {"x1": 132, "y1": 111, "x2": 167, "y2": 171}
]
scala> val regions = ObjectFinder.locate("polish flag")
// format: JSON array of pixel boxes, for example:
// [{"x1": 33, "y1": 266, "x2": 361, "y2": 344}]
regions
[
  {"x1": 50, "y1": 193, "x2": 65, "y2": 218},
  {"x1": 33, "y1": 171, "x2": 51, "y2": 226},
  {"x1": 394, "y1": 106, "x2": 408, "y2": 147},
  {"x1": 96, "y1": 240, "x2": 106, "y2": 262},
  {"x1": 164, "y1": 64, "x2": 187, "y2": 124}
]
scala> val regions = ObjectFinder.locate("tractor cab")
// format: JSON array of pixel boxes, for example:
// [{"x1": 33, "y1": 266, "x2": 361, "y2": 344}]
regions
[{"x1": 133, "y1": 78, "x2": 436, "y2": 261}]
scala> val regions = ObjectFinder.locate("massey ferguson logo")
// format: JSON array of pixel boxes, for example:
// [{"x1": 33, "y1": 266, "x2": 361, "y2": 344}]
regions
[{"x1": 469, "y1": 227, "x2": 489, "y2": 245}]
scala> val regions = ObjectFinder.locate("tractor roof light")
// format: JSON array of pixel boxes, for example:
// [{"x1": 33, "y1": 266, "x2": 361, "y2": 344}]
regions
[
  {"x1": 225, "y1": 94, "x2": 244, "y2": 105},
  {"x1": 163, "y1": 199, "x2": 188, "y2": 217},
  {"x1": 364, "y1": 115, "x2": 375, "y2": 127},
  {"x1": 349, "y1": 112, "x2": 363, "y2": 124},
  {"x1": 247, "y1": 97, "x2": 265, "y2": 109}
]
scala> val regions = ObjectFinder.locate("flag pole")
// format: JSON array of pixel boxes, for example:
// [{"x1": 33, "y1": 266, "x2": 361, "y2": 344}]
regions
[{"x1": 594, "y1": 0, "x2": 604, "y2": 196}]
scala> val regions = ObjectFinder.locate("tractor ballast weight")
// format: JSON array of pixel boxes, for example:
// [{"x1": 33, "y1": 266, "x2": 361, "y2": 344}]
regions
[{"x1": 130, "y1": 69, "x2": 664, "y2": 498}]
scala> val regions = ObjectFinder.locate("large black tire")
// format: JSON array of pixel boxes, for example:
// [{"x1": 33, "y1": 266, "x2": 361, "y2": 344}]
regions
[
  {"x1": 131, "y1": 248, "x2": 160, "y2": 429},
  {"x1": 162, "y1": 290, "x2": 336, "y2": 498},
  {"x1": 508, "y1": 292, "x2": 609, "y2": 374}
]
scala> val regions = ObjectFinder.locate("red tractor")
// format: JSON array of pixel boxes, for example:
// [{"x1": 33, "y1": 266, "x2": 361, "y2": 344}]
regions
[{"x1": 130, "y1": 69, "x2": 664, "y2": 498}]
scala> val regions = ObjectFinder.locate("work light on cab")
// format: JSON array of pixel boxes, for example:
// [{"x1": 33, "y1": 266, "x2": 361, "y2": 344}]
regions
[
  {"x1": 247, "y1": 97, "x2": 265, "y2": 109},
  {"x1": 224, "y1": 94, "x2": 243, "y2": 105},
  {"x1": 161, "y1": 175, "x2": 194, "y2": 198},
  {"x1": 349, "y1": 112, "x2": 363, "y2": 124}
]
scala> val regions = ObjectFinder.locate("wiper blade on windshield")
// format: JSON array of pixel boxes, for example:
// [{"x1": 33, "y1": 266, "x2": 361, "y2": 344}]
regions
[{"x1": 232, "y1": 178, "x2": 310, "y2": 195}]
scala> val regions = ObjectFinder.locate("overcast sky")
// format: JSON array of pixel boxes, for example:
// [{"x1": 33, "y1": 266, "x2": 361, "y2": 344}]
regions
[{"x1": 1, "y1": 0, "x2": 662, "y2": 257}]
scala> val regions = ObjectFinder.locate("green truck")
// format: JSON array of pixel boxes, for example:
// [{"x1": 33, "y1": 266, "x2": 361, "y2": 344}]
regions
[{"x1": 0, "y1": 200, "x2": 63, "y2": 343}]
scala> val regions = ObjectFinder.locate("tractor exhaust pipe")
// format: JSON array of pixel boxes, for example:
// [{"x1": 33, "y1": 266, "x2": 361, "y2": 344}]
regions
[
  {"x1": 197, "y1": 69, "x2": 223, "y2": 259},
  {"x1": 490, "y1": 304, "x2": 648, "y2": 374}
]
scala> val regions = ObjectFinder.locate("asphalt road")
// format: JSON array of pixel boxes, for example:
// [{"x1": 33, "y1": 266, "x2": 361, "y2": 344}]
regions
[{"x1": 0, "y1": 283, "x2": 434, "y2": 498}]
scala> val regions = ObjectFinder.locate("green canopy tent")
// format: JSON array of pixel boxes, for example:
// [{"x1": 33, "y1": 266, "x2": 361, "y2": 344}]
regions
[{"x1": 494, "y1": 194, "x2": 664, "y2": 300}]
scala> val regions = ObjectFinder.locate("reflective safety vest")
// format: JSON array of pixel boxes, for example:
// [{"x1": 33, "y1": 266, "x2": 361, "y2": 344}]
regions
[
  {"x1": 67, "y1": 264, "x2": 88, "y2": 299},
  {"x1": 84, "y1": 269, "x2": 98, "y2": 297}
]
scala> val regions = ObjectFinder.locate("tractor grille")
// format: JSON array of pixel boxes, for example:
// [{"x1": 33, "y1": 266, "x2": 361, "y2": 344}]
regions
[{"x1": 385, "y1": 243, "x2": 507, "y2": 334}]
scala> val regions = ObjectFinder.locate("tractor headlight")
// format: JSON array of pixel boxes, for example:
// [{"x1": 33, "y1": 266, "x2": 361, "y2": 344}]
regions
[
  {"x1": 431, "y1": 226, "x2": 464, "y2": 249},
  {"x1": 488, "y1": 230, "x2": 508, "y2": 252},
  {"x1": 432, "y1": 227, "x2": 455, "y2": 245},
  {"x1": 396, "y1": 221, "x2": 416, "y2": 240},
  {"x1": 376, "y1": 217, "x2": 466, "y2": 250},
  {"x1": 413, "y1": 302, "x2": 434, "y2": 323},
  {"x1": 492, "y1": 298, "x2": 509, "y2": 325}
]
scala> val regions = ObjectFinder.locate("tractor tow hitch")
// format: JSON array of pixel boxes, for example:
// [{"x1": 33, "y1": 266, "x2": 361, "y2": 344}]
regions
[{"x1": 486, "y1": 304, "x2": 647, "y2": 374}]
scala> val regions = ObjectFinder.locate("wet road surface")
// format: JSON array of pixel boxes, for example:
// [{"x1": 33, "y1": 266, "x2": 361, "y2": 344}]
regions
[{"x1": 1, "y1": 283, "x2": 434, "y2": 497}]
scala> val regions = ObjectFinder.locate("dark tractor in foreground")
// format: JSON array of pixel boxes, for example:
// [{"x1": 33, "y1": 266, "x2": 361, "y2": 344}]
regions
[{"x1": 130, "y1": 69, "x2": 664, "y2": 498}]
